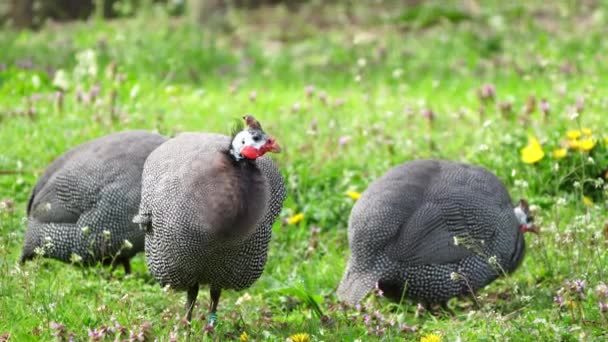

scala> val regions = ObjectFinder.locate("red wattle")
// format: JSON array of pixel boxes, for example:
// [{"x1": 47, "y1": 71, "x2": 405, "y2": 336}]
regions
[{"x1": 240, "y1": 146, "x2": 260, "y2": 159}]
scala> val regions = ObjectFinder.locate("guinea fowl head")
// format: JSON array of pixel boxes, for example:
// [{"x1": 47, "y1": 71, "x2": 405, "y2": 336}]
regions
[
  {"x1": 230, "y1": 115, "x2": 281, "y2": 161},
  {"x1": 514, "y1": 198, "x2": 538, "y2": 234}
]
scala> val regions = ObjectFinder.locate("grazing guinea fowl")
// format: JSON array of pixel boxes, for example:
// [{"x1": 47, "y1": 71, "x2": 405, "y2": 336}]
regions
[
  {"x1": 337, "y1": 159, "x2": 536, "y2": 307},
  {"x1": 134, "y1": 115, "x2": 285, "y2": 323},
  {"x1": 21, "y1": 131, "x2": 167, "y2": 273}
]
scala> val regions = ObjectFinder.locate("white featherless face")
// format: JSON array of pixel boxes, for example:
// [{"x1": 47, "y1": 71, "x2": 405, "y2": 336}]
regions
[
  {"x1": 231, "y1": 129, "x2": 281, "y2": 161},
  {"x1": 232, "y1": 130, "x2": 266, "y2": 156},
  {"x1": 513, "y1": 206, "x2": 530, "y2": 228}
]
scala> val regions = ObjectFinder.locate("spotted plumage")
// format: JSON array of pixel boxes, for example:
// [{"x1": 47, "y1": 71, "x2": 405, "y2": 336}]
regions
[
  {"x1": 21, "y1": 131, "x2": 167, "y2": 273},
  {"x1": 337, "y1": 159, "x2": 529, "y2": 305},
  {"x1": 136, "y1": 117, "x2": 285, "y2": 321}
]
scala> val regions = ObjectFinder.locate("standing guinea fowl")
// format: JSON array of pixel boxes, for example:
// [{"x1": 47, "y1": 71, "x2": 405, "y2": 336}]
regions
[
  {"x1": 134, "y1": 115, "x2": 285, "y2": 323},
  {"x1": 337, "y1": 159, "x2": 537, "y2": 307},
  {"x1": 21, "y1": 131, "x2": 167, "y2": 273}
]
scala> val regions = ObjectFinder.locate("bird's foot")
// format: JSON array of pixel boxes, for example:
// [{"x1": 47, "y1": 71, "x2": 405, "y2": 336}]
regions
[
  {"x1": 206, "y1": 313, "x2": 218, "y2": 326},
  {"x1": 203, "y1": 313, "x2": 218, "y2": 333}
]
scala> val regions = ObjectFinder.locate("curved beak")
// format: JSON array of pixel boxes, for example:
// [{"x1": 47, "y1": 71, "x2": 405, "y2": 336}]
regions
[
  {"x1": 520, "y1": 224, "x2": 539, "y2": 235},
  {"x1": 264, "y1": 138, "x2": 281, "y2": 153}
]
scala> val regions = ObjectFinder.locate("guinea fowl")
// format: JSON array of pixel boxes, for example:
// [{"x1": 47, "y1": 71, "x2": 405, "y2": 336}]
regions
[
  {"x1": 21, "y1": 131, "x2": 167, "y2": 273},
  {"x1": 134, "y1": 115, "x2": 285, "y2": 323},
  {"x1": 337, "y1": 159, "x2": 537, "y2": 307}
]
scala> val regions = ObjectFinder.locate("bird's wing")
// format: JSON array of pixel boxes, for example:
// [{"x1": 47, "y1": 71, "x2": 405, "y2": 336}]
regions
[
  {"x1": 256, "y1": 156, "x2": 287, "y2": 230},
  {"x1": 389, "y1": 188, "x2": 515, "y2": 267},
  {"x1": 30, "y1": 162, "x2": 109, "y2": 223},
  {"x1": 386, "y1": 200, "x2": 473, "y2": 265}
]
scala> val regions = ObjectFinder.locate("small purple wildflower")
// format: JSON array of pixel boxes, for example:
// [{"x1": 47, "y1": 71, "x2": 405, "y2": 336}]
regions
[
  {"x1": 373, "y1": 325, "x2": 386, "y2": 336},
  {"x1": 575, "y1": 97, "x2": 585, "y2": 113},
  {"x1": 421, "y1": 108, "x2": 434, "y2": 121},
  {"x1": 50, "y1": 322, "x2": 65, "y2": 338},
  {"x1": 310, "y1": 226, "x2": 321, "y2": 234},
  {"x1": 362, "y1": 314, "x2": 371, "y2": 326},
  {"x1": 88, "y1": 328, "x2": 104, "y2": 341},
  {"x1": 113, "y1": 322, "x2": 127, "y2": 335},
  {"x1": 553, "y1": 295, "x2": 564, "y2": 307},
  {"x1": 90, "y1": 84, "x2": 101, "y2": 100},
  {"x1": 565, "y1": 279, "x2": 587, "y2": 300},
  {"x1": 599, "y1": 302, "x2": 608, "y2": 313},
  {"x1": 338, "y1": 136, "x2": 352, "y2": 146},
  {"x1": 478, "y1": 83, "x2": 496, "y2": 100},
  {"x1": 305, "y1": 85, "x2": 315, "y2": 98},
  {"x1": 540, "y1": 99, "x2": 550, "y2": 115}
]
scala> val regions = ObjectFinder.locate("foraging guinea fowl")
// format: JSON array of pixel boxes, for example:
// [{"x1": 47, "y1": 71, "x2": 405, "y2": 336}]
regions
[
  {"x1": 337, "y1": 159, "x2": 536, "y2": 306},
  {"x1": 21, "y1": 131, "x2": 167, "y2": 273},
  {"x1": 134, "y1": 115, "x2": 285, "y2": 323}
]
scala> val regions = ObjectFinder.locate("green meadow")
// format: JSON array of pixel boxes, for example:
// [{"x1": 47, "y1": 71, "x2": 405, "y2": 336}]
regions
[{"x1": 1, "y1": 1, "x2": 607, "y2": 340}]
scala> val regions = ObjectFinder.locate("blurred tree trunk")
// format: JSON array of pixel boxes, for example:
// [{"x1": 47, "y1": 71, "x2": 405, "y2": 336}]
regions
[
  {"x1": 188, "y1": 0, "x2": 227, "y2": 24},
  {"x1": 10, "y1": 0, "x2": 33, "y2": 28},
  {"x1": 188, "y1": 0, "x2": 304, "y2": 25}
]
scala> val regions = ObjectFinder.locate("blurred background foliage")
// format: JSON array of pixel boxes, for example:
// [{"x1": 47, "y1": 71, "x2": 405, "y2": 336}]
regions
[{"x1": 2, "y1": 0, "x2": 332, "y2": 29}]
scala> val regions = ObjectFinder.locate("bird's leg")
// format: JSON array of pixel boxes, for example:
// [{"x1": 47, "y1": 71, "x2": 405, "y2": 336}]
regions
[
  {"x1": 207, "y1": 287, "x2": 221, "y2": 325},
  {"x1": 109, "y1": 258, "x2": 131, "y2": 275},
  {"x1": 121, "y1": 259, "x2": 132, "y2": 275},
  {"x1": 185, "y1": 286, "x2": 199, "y2": 322},
  {"x1": 439, "y1": 301, "x2": 455, "y2": 316}
]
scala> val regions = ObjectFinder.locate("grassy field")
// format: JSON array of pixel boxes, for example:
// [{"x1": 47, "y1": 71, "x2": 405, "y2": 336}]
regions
[{"x1": 1, "y1": 1, "x2": 608, "y2": 340}]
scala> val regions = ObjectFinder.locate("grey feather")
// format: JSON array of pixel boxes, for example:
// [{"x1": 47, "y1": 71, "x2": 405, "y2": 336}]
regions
[
  {"x1": 337, "y1": 159, "x2": 526, "y2": 305},
  {"x1": 21, "y1": 131, "x2": 167, "y2": 273},
  {"x1": 137, "y1": 132, "x2": 285, "y2": 315}
]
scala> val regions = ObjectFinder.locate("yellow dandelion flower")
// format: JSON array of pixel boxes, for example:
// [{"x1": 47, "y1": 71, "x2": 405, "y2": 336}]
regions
[
  {"x1": 568, "y1": 139, "x2": 580, "y2": 151},
  {"x1": 566, "y1": 129, "x2": 581, "y2": 140},
  {"x1": 346, "y1": 190, "x2": 362, "y2": 200},
  {"x1": 580, "y1": 138, "x2": 596, "y2": 152},
  {"x1": 288, "y1": 333, "x2": 311, "y2": 342},
  {"x1": 552, "y1": 148, "x2": 567, "y2": 159},
  {"x1": 520, "y1": 136, "x2": 545, "y2": 164},
  {"x1": 287, "y1": 213, "x2": 304, "y2": 225},
  {"x1": 240, "y1": 331, "x2": 249, "y2": 342},
  {"x1": 583, "y1": 196, "x2": 593, "y2": 207},
  {"x1": 566, "y1": 300, "x2": 577, "y2": 309},
  {"x1": 581, "y1": 128, "x2": 592, "y2": 136},
  {"x1": 420, "y1": 333, "x2": 442, "y2": 342}
]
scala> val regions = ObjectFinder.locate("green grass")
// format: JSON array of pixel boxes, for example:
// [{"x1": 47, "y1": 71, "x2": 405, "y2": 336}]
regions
[{"x1": 1, "y1": 1, "x2": 608, "y2": 340}]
